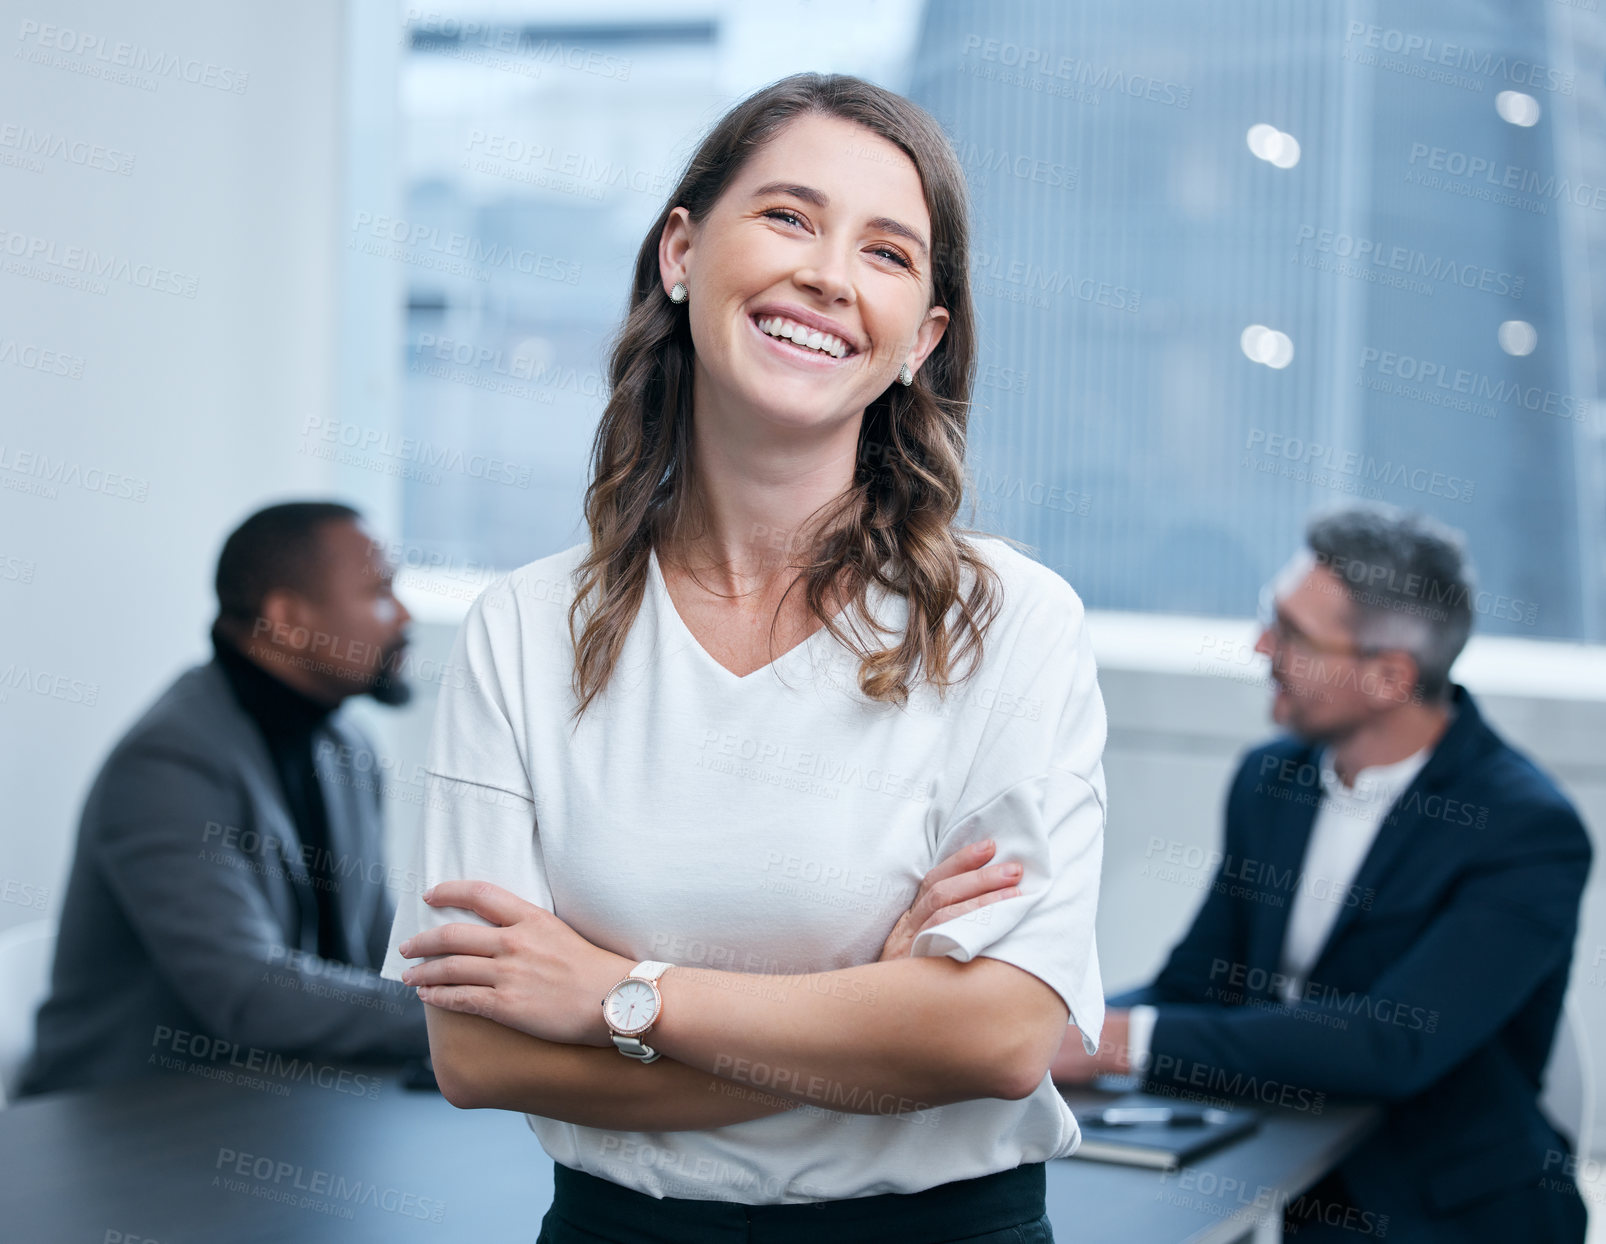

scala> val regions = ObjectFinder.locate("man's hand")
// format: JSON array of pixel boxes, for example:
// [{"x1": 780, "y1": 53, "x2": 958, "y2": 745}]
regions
[
  {"x1": 878, "y1": 839, "x2": 1022, "y2": 962},
  {"x1": 1051, "y1": 1008, "x2": 1131, "y2": 1084}
]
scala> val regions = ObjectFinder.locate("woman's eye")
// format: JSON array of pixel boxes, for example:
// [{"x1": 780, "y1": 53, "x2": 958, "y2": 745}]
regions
[{"x1": 764, "y1": 208, "x2": 911, "y2": 269}]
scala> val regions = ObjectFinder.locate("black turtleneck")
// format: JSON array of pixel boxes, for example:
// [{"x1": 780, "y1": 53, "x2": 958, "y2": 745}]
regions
[{"x1": 210, "y1": 621, "x2": 349, "y2": 963}]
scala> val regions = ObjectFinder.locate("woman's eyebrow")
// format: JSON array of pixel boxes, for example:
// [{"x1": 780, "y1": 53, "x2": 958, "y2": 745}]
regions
[{"x1": 749, "y1": 180, "x2": 929, "y2": 258}]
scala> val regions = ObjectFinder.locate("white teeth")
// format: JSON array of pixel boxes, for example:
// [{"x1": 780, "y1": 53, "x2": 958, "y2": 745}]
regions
[{"x1": 756, "y1": 315, "x2": 849, "y2": 360}]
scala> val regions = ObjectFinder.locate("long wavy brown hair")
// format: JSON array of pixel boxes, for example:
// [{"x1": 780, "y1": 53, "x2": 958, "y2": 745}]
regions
[{"x1": 566, "y1": 71, "x2": 1008, "y2": 720}]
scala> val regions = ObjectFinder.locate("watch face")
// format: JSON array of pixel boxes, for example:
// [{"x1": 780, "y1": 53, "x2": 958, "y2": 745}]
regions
[{"x1": 605, "y1": 978, "x2": 660, "y2": 1035}]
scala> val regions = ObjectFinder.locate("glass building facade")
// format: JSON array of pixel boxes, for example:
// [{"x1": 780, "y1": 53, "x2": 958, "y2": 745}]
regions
[{"x1": 395, "y1": 1, "x2": 1604, "y2": 640}]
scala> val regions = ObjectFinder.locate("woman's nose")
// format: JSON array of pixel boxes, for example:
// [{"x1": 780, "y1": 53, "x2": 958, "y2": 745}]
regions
[{"x1": 793, "y1": 249, "x2": 855, "y2": 303}]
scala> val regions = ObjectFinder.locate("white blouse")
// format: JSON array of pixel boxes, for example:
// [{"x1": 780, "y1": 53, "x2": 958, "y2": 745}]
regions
[{"x1": 382, "y1": 535, "x2": 1108, "y2": 1203}]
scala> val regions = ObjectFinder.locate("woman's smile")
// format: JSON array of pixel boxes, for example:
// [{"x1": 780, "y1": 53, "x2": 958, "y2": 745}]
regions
[{"x1": 746, "y1": 308, "x2": 861, "y2": 371}]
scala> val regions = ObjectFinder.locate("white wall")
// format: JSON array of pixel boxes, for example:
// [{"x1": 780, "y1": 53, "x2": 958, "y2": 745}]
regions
[{"x1": 0, "y1": 0, "x2": 351, "y2": 930}]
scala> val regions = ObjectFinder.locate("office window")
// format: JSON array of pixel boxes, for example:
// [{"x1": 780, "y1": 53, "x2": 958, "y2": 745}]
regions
[
  {"x1": 389, "y1": 0, "x2": 1605, "y2": 641},
  {"x1": 396, "y1": 15, "x2": 722, "y2": 569}
]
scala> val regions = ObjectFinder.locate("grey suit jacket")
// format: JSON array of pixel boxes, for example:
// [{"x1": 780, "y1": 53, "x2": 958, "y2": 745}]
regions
[{"x1": 16, "y1": 658, "x2": 428, "y2": 1097}]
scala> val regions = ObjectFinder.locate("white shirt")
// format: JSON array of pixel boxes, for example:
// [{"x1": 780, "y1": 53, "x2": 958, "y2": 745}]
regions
[
  {"x1": 1274, "y1": 744, "x2": 1432, "y2": 1001},
  {"x1": 1127, "y1": 742, "x2": 1433, "y2": 1067},
  {"x1": 382, "y1": 536, "x2": 1109, "y2": 1203}
]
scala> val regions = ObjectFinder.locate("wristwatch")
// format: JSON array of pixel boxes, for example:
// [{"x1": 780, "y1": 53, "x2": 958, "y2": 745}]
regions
[{"x1": 601, "y1": 960, "x2": 673, "y2": 1063}]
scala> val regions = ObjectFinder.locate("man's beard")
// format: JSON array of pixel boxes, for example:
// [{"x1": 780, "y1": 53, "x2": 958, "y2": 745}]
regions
[
  {"x1": 1276, "y1": 691, "x2": 1355, "y2": 747},
  {"x1": 367, "y1": 640, "x2": 413, "y2": 706}
]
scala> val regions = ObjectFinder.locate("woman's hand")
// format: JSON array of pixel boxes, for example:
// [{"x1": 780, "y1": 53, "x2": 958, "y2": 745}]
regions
[
  {"x1": 396, "y1": 881, "x2": 632, "y2": 1048},
  {"x1": 400, "y1": 845, "x2": 1020, "y2": 1042},
  {"x1": 877, "y1": 838, "x2": 1021, "y2": 962}
]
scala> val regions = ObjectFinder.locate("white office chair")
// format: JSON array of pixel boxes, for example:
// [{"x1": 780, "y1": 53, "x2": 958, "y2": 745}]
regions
[
  {"x1": 1540, "y1": 994, "x2": 1595, "y2": 1163},
  {"x1": 0, "y1": 920, "x2": 56, "y2": 1107}
]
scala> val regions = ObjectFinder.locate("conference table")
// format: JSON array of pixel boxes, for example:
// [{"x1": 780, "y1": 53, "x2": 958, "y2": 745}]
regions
[{"x1": 0, "y1": 1064, "x2": 1378, "y2": 1243}]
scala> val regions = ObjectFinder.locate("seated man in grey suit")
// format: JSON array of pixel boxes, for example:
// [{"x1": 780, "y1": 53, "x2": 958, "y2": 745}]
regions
[{"x1": 17, "y1": 501, "x2": 429, "y2": 1097}]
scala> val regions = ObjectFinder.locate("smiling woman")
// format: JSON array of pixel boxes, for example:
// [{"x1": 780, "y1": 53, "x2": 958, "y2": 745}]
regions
[
  {"x1": 572, "y1": 75, "x2": 992, "y2": 711},
  {"x1": 382, "y1": 72, "x2": 1107, "y2": 1244}
]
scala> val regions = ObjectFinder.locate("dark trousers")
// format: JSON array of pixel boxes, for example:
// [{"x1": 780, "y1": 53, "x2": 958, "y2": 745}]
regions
[{"x1": 535, "y1": 1159, "x2": 1054, "y2": 1244}]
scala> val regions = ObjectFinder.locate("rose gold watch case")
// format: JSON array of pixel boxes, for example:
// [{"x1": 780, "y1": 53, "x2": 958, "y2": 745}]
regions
[{"x1": 601, "y1": 974, "x2": 663, "y2": 1038}]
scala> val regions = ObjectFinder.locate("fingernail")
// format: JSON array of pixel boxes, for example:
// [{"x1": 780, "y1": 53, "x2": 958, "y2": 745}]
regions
[
  {"x1": 423, "y1": 886, "x2": 435, "y2": 901},
  {"x1": 1003, "y1": 864, "x2": 1022, "y2": 877},
  {"x1": 978, "y1": 839, "x2": 994, "y2": 852}
]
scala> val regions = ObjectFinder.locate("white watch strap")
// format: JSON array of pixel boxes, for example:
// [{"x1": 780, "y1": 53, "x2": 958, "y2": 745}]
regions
[
  {"x1": 612, "y1": 1035, "x2": 661, "y2": 1063},
  {"x1": 608, "y1": 960, "x2": 673, "y2": 1063}
]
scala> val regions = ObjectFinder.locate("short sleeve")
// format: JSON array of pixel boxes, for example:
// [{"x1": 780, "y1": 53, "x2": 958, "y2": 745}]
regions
[
  {"x1": 380, "y1": 583, "x2": 552, "y2": 983},
  {"x1": 909, "y1": 585, "x2": 1109, "y2": 1054}
]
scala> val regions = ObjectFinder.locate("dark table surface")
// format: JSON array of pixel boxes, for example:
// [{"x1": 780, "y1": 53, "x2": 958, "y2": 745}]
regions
[{"x1": 0, "y1": 1067, "x2": 1378, "y2": 1243}]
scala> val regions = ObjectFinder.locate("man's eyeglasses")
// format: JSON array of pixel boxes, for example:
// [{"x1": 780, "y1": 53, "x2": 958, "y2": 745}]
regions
[{"x1": 1256, "y1": 583, "x2": 1375, "y2": 659}]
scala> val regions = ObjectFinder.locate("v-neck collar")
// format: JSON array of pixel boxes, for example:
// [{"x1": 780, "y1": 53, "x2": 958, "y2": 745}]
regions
[{"x1": 647, "y1": 545, "x2": 855, "y2": 686}]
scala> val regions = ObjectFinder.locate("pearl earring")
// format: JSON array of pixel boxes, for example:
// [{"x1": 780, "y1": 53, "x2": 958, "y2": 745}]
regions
[
  {"x1": 897, "y1": 363, "x2": 913, "y2": 387},
  {"x1": 669, "y1": 281, "x2": 688, "y2": 304}
]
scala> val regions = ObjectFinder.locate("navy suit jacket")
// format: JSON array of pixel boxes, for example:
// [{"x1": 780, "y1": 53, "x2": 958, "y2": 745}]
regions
[{"x1": 1114, "y1": 684, "x2": 1592, "y2": 1242}]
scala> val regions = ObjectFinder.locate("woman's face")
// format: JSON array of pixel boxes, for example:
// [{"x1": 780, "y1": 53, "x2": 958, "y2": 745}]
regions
[{"x1": 660, "y1": 112, "x2": 949, "y2": 436}]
